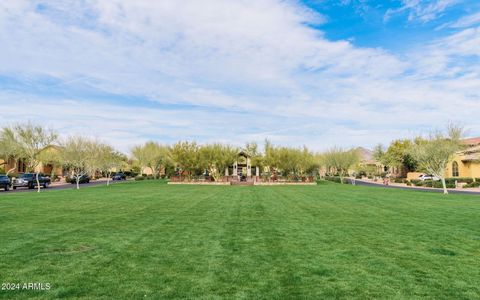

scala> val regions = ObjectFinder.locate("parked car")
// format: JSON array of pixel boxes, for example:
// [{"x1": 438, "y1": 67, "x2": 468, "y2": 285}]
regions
[
  {"x1": 67, "y1": 175, "x2": 90, "y2": 184},
  {"x1": 418, "y1": 174, "x2": 440, "y2": 181},
  {"x1": 112, "y1": 172, "x2": 126, "y2": 180},
  {"x1": 12, "y1": 173, "x2": 51, "y2": 189},
  {"x1": 0, "y1": 174, "x2": 11, "y2": 191}
]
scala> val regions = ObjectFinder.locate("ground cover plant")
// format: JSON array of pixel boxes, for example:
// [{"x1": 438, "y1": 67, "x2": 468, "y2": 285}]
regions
[{"x1": 1, "y1": 181, "x2": 479, "y2": 299}]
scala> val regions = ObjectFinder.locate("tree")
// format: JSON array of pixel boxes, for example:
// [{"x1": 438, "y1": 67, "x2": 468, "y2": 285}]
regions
[
  {"x1": 200, "y1": 144, "x2": 237, "y2": 181},
  {"x1": 245, "y1": 142, "x2": 264, "y2": 172},
  {"x1": 410, "y1": 125, "x2": 463, "y2": 194},
  {"x1": 37, "y1": 146, "x2": 62, "y2": 179},
  {"x1": 372, "y1": 144, "x2": 386, "y2": 164},
  {"x1": 322, "y1": 147, "x2": 359, "y2": 183},
  {"x1": 131, "y1": 142, "x2": 171, "y2": 179},
  {"x1": 96, "y1": 144, "x2": 125, "y2": 186},
  {"x1": 60, "y1": 136, "x2": 97, "y2": 190},
  {"x1": 0, "y1": 127, "x2": 22, "y2": 175},
  {"x1": 171, "y1": 141, "x2": 201, "y2": 179},
  {"x1": 263, "y1": 140, "x2": 280, "y2": 176},
  {"x1": 382, "y1": 139, "x2": 418, "y2": 176},
  {"x1": 262, "y1": 141, "x2": 316, "y2": 180},
  {"x1": 9, "y1": 123, "x2": 57, "y2": 192}
]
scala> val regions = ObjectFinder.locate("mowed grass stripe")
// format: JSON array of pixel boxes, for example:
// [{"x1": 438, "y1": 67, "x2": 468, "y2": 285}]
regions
[
  {"x1": 272, "y1": 185, "x2": 480, "y2": 298},
  {"x1": 0, "y1": 183, "x2": 208, "y2": 255}
]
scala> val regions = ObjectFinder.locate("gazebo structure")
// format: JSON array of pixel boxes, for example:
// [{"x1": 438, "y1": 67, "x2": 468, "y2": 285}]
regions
[{"x1": 227, "y1": 151, "x2": 260, "y2": 182}]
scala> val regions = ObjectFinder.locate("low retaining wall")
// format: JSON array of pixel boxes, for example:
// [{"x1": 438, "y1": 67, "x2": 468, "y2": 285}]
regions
[
  {"x1": 167, "y1": 181, "x2": 317, "y2": 186},
  {"x1": 254, "y1": 182, "x2": 317, "y2": 186},
  {"x1": 167, "y1": 181, "x2": 231, "y2": 185}
]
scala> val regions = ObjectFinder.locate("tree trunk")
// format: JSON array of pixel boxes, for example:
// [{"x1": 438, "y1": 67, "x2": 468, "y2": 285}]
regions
[
  {"x1": 6, "y1": 160, "x2": 17, "y2": 176},
  {"x1": 441, "y1": 177, "x2": 448, "y2": 195},
  {"x1": 152, "y1": 167, "x2": 157, "y2": 179},
  {"x1": 76, "y1": 176, "x2": 80, "y2": 190},
  {"x1": 107, "y1": 172, "x2": 111, "y2": 186},
  {"x1": 36, "y1": 172, "x2": 41, "y2": 193}
]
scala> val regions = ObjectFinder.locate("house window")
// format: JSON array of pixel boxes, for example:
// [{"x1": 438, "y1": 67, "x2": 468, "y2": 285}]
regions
[
  {"x1": 17, "y1": 159, "x2": 26, "y2": 173},
  {"x1": 452, "y1": 161, "x2": 459, "y2": 177}
]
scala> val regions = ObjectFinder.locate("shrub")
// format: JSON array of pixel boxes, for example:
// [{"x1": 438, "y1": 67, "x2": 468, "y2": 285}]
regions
[
  {"x1": 393, "y1": 178, "x2": 406, "y2": 183},
  {"x1": 433, "y1": 181, "x2": 455, "y2": 189},
  {"x1": 463, "y1": 182, "x2": 480, "y2": 188},
  {"x1": 135, "y1": 176, "x2": 145, "y2": 181},
  {"x1": 406, "y1": 181, "x2": 412, "y2": 186},
  {"x1": 410, "y1": 179, "x2": 423, "y2": 186},
  {"x1": 424, "y1": 180, "x2": 433, "y2": 187},
  {"x1": 124, "y1": 171, "x2": 138, "y2": 178},
  {"x1": 324, "y1": 176, "x2": 344, "y2": 184},
  {"x1": 445, "y1": 177, "x2": 474, "y2": 184}
]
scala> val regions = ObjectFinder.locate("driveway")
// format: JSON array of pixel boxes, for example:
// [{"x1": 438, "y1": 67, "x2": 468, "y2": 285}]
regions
[
  {"x1": 351, "y1": 178, "x2": 480, "y2": 195},
  {"x1": 0, "y1": 179, "x2": 130, "y2": 195}
]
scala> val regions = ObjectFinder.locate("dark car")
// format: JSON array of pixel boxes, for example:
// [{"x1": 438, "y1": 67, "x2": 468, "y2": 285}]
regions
[
  {"x1": 67, "y1": 175, "x2": 90, "y2": 184},
  {"x1": 0, "y1": 175, "x2": 11, "y2": 191},
  {"x1": 12, "y1": 173, "x2": 51, "y2": 190},
  {"x1": 112, "y1": 172, "x2": 126, "y2": 180}
]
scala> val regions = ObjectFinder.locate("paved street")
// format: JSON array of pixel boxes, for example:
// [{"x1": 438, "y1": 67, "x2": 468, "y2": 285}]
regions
[{"x1": 0, "y1": 179, "x2": 129, "y2": 195}]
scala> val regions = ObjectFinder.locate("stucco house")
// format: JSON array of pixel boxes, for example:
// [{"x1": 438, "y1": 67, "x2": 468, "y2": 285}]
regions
[
  {"x1": 355, "y1": 147, "x2": 384, "y2": 175},
  {"x1": 444, "y1": 137, "x2": 480, "y2": 179},
  {"x1": 0, "y1": 145, "x2": 65, "y2": 177}
]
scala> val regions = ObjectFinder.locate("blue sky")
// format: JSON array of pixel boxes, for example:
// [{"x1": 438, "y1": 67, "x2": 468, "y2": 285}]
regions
[{"x1": 0, "y1": 0, "x2": 479, "y2": 153}]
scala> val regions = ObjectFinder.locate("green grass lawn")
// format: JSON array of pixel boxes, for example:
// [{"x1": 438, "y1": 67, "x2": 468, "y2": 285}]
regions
[{"x1": 1, "y1": 181, "x2": 480, "y2": 299}]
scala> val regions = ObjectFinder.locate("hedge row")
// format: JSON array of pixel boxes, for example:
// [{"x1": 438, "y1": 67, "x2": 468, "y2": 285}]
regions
[
  {"x1": 324, "y1": 176, "x2": 346, "y2": 184},
  {"x1": 135, "y1": 175, "x2": 166, "y2": 181}
]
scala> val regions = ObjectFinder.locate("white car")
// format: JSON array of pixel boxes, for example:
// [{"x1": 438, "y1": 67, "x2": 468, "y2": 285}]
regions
[{"x1": 418, "y1": 174, "x2": 440, "y2": 181}]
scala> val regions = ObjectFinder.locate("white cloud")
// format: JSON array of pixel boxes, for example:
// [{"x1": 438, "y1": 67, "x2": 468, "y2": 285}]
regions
[
  {"x1": 384, "y1": 0, "x2": 459, "y2": 23},
  {"x1": 447, "y1": 11, "x2": 480, "y2": 28},
  {"x1": 0, "y1": 0, "x2": 479, "y2": 152}
]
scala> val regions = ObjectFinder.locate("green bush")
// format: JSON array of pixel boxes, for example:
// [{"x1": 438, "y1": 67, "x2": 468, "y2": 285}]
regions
[
  {"x1": 420, "y1": 180, "x2": 455, "y2": 189},
  {"x1": 324, "y1": 176, "x2": 345, "y2": 184},
  {"x1": 445, "y1": 177, "x2": 474, "y2": 184},
  {"x1": 433, "y1": 181, "x2": 455, "y2": 189},
  {"x1": 135, "y1": 176, "x2": 145, "y2": 181},
  {"x1": 406, "y1": 181, "x2": 412, "y2": 186},
  {"x1": 393, "y1": 178, "x2": 406, "y2": 183},
  {"x1": 463, "y1": 182, "x2": 480, "y2": 188},
  {"x1": 410, "y1": 179, "x2": 423, "y2": 186},
  {"x1": 424, "y1": 180, "x2": 433, "y2": 187}
]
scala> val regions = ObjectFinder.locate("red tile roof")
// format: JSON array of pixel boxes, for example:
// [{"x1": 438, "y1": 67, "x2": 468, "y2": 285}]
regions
[{"x1": 461, "y1": 137, "x2": 480, "y2": 146}]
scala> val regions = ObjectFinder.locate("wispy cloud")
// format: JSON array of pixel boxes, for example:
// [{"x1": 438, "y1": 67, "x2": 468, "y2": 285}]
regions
[
  {"x1": 448, "y1": 11, "x2": 480, "y2": 28},
  {"x1": 384, "y1": 0, "x2": 460, "y2": 23}
]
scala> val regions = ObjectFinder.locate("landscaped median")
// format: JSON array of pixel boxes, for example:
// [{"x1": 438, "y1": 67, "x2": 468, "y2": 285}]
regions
[
  {"x1": 167, "y1": 181, "x2": 317, "y2": 185},
  {"x1": 167, "y1": 181, "x2": 231, "y2": 185}
]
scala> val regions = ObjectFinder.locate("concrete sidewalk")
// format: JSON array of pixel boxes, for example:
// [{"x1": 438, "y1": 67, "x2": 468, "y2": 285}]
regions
[{"x1": 351, "y1": 178, "x2": 480, "y2": 195}]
